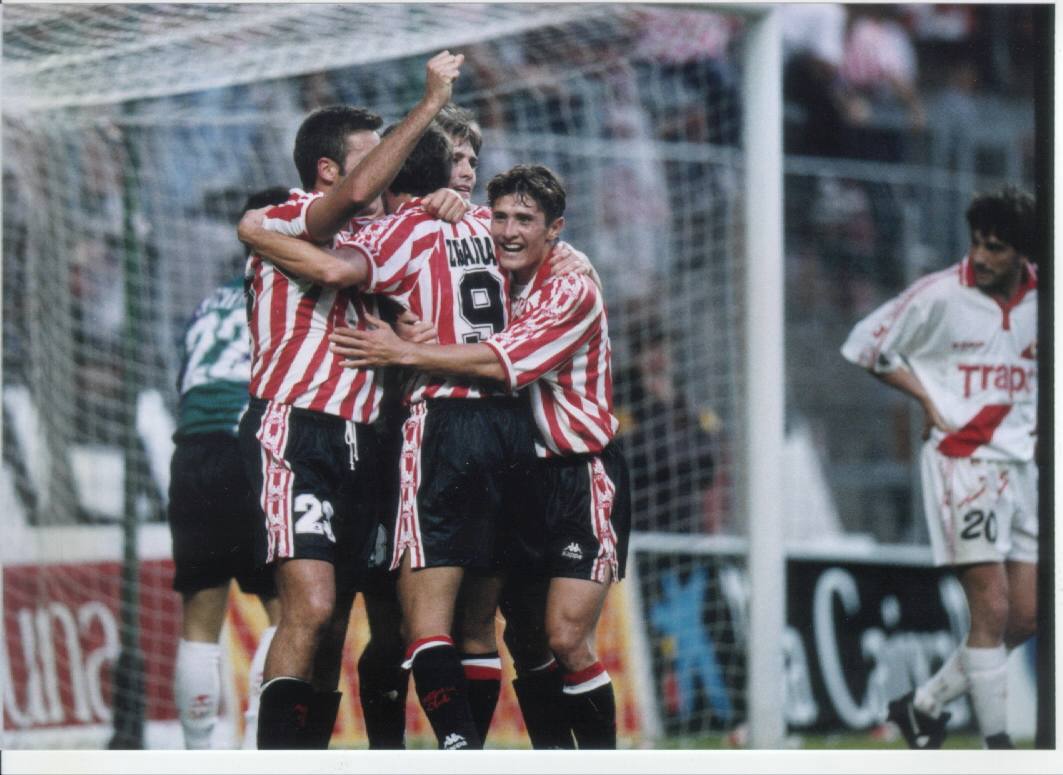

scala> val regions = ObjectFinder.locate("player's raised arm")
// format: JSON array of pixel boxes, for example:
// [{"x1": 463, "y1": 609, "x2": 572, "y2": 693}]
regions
[
  {"x1": 329, "y1": 312, "x2": 504, "y2": 381},
  {"x1": 239, "y1": 207, "x2": 370, "y2": 288},
  {"x1": 305, "y1": 51, "x2": 465, "y2": 241}
]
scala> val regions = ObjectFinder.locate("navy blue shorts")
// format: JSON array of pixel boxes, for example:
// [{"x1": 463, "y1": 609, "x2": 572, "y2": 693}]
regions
[
  {"x1": 239, "y1": 398, "x2": 381, "y2": 591},
  {"x1": 390, "y1": 397, "x2": 539, "y2": 571},
  {"x1": 167, "y1": 432, "x2": 276, "y2": 598},
  {"x1": 510, "y1": 442, "x2": 631, "y2": 583}
]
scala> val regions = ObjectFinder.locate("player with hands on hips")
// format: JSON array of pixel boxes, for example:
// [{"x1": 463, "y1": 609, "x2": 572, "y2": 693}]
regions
[{"x1": 841, "y1": 186, "x2": 1037, "y2": 750}]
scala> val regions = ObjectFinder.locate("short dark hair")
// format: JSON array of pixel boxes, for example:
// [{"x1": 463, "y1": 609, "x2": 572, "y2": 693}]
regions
[
  {"x1": 238, "y1": 186, "x2": 291, "y2": 255},
  {"x1": 384, "y1": 123, "x2": 452, "y2": 197},
  {"x1": 966, "y1": 186, "x2": 1036, "y2": 257},
  {"x1": 435, "y1": 103, "x2": 482, "y2": 154},
  {"x1": 293, "y1": 105, "x2": 383, "y2": 190},
  {"x1": 486, "y1": 165, "x2": 566, "y2": 224},
  {"x1": 242, "y1": 186, "x2": 291, "y2": 215}
]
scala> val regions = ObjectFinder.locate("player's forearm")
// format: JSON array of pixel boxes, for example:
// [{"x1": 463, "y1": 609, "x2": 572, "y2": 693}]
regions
[
  {"x1": 305, "y1": 100, "x2": 443, "y2": 241},
  {"x1": 400, "y1": 341, "x2": 506, "y2": 382},
  {"x1": 872, "y1": 367, "x2": 934, "y2": 412},
  {"x1": 239, "y1": 217, "x2": 368, "y2": 288},
  {"x1": 305, "y1": 48, "x2": 461, "y2": 241}
]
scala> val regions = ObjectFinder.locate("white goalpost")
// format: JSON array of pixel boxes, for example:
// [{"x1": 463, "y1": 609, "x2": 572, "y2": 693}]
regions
[{"x1": 739, "y1": 5, "x2": 785, "y2": 751}]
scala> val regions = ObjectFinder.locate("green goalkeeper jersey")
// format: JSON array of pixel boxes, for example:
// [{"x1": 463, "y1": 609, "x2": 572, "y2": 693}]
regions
[{"x1": 174, "y1": 276, "x2": 250, "y2": 438}]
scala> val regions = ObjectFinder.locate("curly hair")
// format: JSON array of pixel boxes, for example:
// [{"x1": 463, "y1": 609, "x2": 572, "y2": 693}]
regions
[{"x1": 966, "y1": 186, "x2": 1036, "y2": 257}]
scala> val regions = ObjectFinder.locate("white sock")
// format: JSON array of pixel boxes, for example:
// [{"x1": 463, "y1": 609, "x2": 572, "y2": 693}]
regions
[
  {"x1": 174, "y1": 639, "x2": 222, "y2": 749},
  {"x1": 913, "y1": 649, "x2": 968, "y2": 719},
  {"x1": 242, "y1": 626, "x2": 277, "y2": 750},
  {"x1": 960, "y1": 645, "x2": 1008, "y2": 738}
]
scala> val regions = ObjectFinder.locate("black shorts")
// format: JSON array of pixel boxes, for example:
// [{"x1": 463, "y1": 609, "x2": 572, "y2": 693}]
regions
[
  {"x1": 511, "y1": 442, "x2": 631, "y2": 582},
  {"x1": 239, "y1": 398, "x2": 381, "y2": 591},
  {"x1": 167, "y1": 432, "x2": 276, "y2": 598},
  {"x1": 390, "y1": 397, "x2": 539, "y2": 571}
]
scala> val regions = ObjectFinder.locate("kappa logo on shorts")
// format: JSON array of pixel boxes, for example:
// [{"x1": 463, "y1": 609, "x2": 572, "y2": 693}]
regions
[
  {"x1": 562, "y1": 542, "x2": 583, "y2": 560},
  {"x1": 443, "y1": 733, "x2": 468, "y2": 750}
]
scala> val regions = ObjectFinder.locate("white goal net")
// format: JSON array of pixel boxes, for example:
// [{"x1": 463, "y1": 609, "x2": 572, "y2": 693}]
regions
[{"x1": 2, "y1": 3, "x2": 769, "y2": 749}]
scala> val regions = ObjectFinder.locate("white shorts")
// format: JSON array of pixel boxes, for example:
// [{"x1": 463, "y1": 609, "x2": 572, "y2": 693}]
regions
[{"x1": 919, "y1": 443, "x2": 1038, "y2": 567}]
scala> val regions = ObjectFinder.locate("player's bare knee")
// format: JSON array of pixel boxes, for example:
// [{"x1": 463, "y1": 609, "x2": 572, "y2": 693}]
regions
[
  {"x1": 968, "y1": 592, "x2": 1010, "y2": 641},
  {"x1": 1005, "y1": 610, "x2": 1037, "y2": 648},
  {"x1": 547, "y1": 624, "x2": 590, "y2": 667},
  {"x1": 287, "y1": 589, "x2": 335, "y2": 635}
]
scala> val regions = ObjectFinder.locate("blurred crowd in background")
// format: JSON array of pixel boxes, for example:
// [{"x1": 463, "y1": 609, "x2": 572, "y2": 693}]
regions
[{"x1": 3, "y1": 4, "x2": 1037, "y2": 543}]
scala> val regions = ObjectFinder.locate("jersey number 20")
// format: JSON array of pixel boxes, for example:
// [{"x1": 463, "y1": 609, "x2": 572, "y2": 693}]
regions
[{"x1": 961, "y1": 509, "x2": 998, "y2": 543}]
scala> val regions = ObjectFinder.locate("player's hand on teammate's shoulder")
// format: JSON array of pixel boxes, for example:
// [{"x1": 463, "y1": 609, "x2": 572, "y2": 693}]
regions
[
  {"x1": 424, "y1": 50, "x2": 465, "y2": 107},
  {"x1": 549, "y1": 241, "x2": 603, "y2": 290},
  {"x1": 422, "y1": 187, "x2": 469, "y2": 223},
  {"x1": 394, "y1": 310, "x2": 439, "y2": 344},
  {"x1": 548, "y1": 241, "x2": 589, "y2": 275}
]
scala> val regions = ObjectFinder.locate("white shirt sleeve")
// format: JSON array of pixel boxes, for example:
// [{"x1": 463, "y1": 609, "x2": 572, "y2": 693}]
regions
[{"x1": 841, "y1": 285, "x2": 940, "y2": 374}]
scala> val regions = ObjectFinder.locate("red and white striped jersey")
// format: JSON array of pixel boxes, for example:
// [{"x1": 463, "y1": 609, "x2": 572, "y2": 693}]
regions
[
  {"x1": 484, "y1": 259, "x2": 618, "y2": 457},
  {"x1": 841, "y1": 256, "x2": 1038, "y2": 461},
  {"x1": 245, "y1": 188, "x2": 382, "y2": 422},
  {"x1": 344, "y1": 198, "x2": 511, "y2": 403}
]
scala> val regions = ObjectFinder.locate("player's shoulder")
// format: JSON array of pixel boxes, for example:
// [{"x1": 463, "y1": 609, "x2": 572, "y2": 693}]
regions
[
  {"x1": 191, "y1": 277, "x2": 245, "y2": 318},
  {"x1": 468, "y1": 203, "x2": 493, "y2": 223},
  {"x1": 334, "y1": 214, "x2": 378, "y2": 247},
  {"x1": 264, "y1": 187, "x2": 316, "y2": 222},
  {"x1": 539, "y1": 270, "x2": 600, "y2": 308},
  {"x1": 387, "y1": 200, "x2": 439, "y2": 229},
  {"x1": 895, "y1": 259, "x2": 964, "y2": 307}
]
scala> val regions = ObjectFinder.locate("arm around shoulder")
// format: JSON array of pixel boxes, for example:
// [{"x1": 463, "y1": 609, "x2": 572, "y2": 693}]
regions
[{"x1": 239, "y1": 208, "x2": 369, "y2": 288}]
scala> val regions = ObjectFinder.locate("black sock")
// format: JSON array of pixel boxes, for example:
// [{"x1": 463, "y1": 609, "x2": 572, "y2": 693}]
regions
[
  {"x1": 306, "y1": 690, "x2": 342, "y2": 749},
  {"x1": 512, "y1": 662, "x2": 574, "y2": 749},
  {"x1": 562, "y1": 663, "x2": 616, "y2": 749},
  {"x1": 257, "y1": 677, "x2": 315, "y2": 749},
  {"x1": 461, "y1": 651, "x2": 501, "y2": 745},
  {"x1": 358, "y1": 641, "x2": 408, "y2": 749},
  {"x1": 985, "y1": 732, "x2": 1015, "y2": 749},
  {"x1": 407, "y1": 637, "x2": 482, "y2": 750}
]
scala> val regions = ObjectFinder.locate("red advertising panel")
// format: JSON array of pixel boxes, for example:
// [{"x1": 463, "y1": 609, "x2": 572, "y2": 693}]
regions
[{"x1": 3, "y1": 559, "x2": 181, "y2": 731}]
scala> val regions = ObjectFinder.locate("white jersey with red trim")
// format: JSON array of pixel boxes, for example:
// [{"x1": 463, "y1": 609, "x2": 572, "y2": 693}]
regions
[
  {"x1": 841, "y1": 256, "x2": 1037, "y2": 461},
  {"x1": 484, "y1": 259, "x2": 618, "y2": 457},
  {"x1": 346, "y1": 198, "x2": 511, "y2": 403},
  {"x1": 245, "y1": 188, "x2": 382, "y2": 422}
]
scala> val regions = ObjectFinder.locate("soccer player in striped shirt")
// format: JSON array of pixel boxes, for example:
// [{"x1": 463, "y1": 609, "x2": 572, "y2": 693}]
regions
[
  {"x1": 235, "y1": 51, "x2": 465, "y2": 749},
  {"x1": 242, "y1": 129, "x2": 599, "y2": 749},
  {"x1": 354, "y1": 102, "x2": 492, "y2": 749},
  {"x1": 842, "y1": 187, "x2": 1037, "y2": 750},
  {"x1": 329, "y1": 165, "x2": 632, "y2": 749},
  {"x1": 241, "y1": 123, "x2": 537, "y2": 750}
]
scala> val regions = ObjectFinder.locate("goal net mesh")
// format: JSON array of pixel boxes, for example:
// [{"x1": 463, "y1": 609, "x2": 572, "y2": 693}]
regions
[{"x1": 3, "y1": 3, "x2": 753, "y2": 748}]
